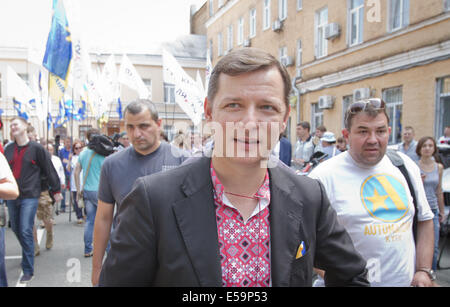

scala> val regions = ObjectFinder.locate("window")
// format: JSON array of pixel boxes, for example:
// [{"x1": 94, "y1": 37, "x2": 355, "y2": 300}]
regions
[
  {"x1": 218, "y1": 0, "x2": 224, "y2": 9},
  {"x1": 279, "y1": 46, "x2": 287, "y2": 62},
  {"x1": 342, "y1": 95, "x2": 354, "y2": 129},
  {"x1": 263, "y1": 0, "x2": 271, "y2": 30},
  {"x1": 0, "y1": 73, "x2": 2, "y2": 97},
  {"x1": 164, "y1": 125, "x2": 175, "y2": 142},
  {"x1": 249, "y1": 8, "x2": 256, "y2": 38},
  {"x1": 218, "y1": 32, "x2": 223, "y2": 56},
  {"x1": 209, "y1": 39, "x2": 213, "y2": 61},
  {"x1": 79, "y1": 125, "x2": 92, "y2": 143},
  {"x1": 209, "y1": 0, "x2": 214, "y2": 16},
  {"x1": 349, "y1": 0, "x2": 364, "y2": 46},
  {"x1": 445, "y1": 0, "x2": 450, "y2": 11},
  {"x1": 436, "y1": 76, "x2": 450, "y2": 137},
  {"x1": 382, "y1": 86, "x2": 403, "y2": 144},
  {"x1": 237, "y1": 18, "x2": 244, "y2": 46},
  {"x1": 164, "y1": 83, "x2": 175, "y2": 104},
  {"x1": 315, "y1": 7, "x2": 328, "y2": 58},
  {"x1": 227, "y1": 24, "x2": 233, "y2": 52},
  {"x1": 279, "y1": 0, "x2": 287, "y2": 21},
  {"x1": 388, "y1": 0, "x2": 409, "y2": 32},
  {"x1": 297, "y1": 0, "x2": 303, "y2": 11},
  {"x1": 311, "y1": 103, "x2": 324, "y2": 133},
  {"x1": 296, "y1": 39, "x2": 302, "y2": 77},
  {"x1": 143, "y1": 78, "x2": 152, "y2": 100}
]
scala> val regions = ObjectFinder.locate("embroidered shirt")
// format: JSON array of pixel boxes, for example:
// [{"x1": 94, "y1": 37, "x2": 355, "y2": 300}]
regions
[{"x1": 210, "y1": 164, "x2": 271, "y2": 287}]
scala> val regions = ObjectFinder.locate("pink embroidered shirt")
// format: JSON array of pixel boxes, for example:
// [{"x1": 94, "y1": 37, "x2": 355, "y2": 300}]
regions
[{"x1": 210, "y1": 164, "x2": 271, "y2": 287}]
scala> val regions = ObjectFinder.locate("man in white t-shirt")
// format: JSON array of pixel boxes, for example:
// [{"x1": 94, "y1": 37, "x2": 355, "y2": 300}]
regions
[
  {"x1": 0, "y1": 152, "x2": 19, "y2": 287},
  {"x1": 310, "y1": 98, "x2": 435, "y2": 287}
]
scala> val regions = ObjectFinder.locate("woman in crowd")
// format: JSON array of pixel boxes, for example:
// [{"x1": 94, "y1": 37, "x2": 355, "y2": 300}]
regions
[
  {"x1": 416, "y1": 136, "x2": 446, "y2": 271},
  {"x1": 68, "y1": 140, "x2": 85, "y2": 224}
]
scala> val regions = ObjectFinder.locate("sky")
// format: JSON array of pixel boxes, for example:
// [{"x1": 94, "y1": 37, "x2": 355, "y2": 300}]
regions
[{"x1": 0, "y1": 0, "x2": 207, "y2": 54}]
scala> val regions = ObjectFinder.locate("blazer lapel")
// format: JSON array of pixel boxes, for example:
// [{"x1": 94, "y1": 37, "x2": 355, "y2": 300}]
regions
[
  {"x1": 269, "y1": 166, "x2": 303, "y2": 287},
  {"x1": 172, "y1": 158, "x2": 222, "y2": 287}
]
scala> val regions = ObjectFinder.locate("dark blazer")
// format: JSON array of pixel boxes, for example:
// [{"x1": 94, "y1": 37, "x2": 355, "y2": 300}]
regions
[{"x1": 99, "y1": 157, "x2": 368, "y2": 287}]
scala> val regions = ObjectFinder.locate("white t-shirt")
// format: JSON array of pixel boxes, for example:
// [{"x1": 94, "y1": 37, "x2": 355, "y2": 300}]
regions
[
  {"x1": 51, "y1": 155, "x2": 65, "y2": 186},
  {"x1": 0, "y1": 153, "x2": 14, "y2": 182},
  {"x1": 309, "y1": 151, "x2": 433, "y2": 287},
  {"x1": 69, "y1": 155, "x2": 83, "y2": 192}
]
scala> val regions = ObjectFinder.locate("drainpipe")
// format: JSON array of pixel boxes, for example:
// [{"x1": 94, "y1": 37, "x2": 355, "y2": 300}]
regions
[{"x1": 291, "y1": 76, "x2": 301, "y2": 124}]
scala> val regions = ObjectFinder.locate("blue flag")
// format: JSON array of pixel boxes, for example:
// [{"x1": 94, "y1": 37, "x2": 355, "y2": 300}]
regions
[
  {"x1": 47, "y1": 112, "x2": 53, "y2": 130},
  {"x1": 117, "y1": 98, "x2": 123, "y2": 119},
  {"x1": 43, "y1": 0, "x2": 72, "y2": 80},
  {"x1": 13, "y1": 98, "x2": 30, "y2": 120}
]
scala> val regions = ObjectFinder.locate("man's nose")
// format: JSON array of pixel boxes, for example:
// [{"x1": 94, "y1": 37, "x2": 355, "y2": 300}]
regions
[
  {"x1": 132, "y1": 128, "x2": 142, "y2": 138},
  {"x1": 367, "y1": 131, "x2": 378, "y2": 143},
  {"x1": 241, "y1": 105, "x2": 258, "y2": 124}
]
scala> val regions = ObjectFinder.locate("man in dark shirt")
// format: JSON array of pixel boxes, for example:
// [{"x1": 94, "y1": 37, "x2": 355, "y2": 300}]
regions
[{"x1": 4, "y1": 117, "x2": 62, "y2": 283}]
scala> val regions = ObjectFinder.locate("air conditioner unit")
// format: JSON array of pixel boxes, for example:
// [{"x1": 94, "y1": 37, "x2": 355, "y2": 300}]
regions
[
  {"x1": 324, "y1": 23, "x2": 340, "y2": 40},
  {"x1": 243, "y1": 39, "x2": 251, "y2": 47},
  {"x1": 280, "y1": 56, "x2": 294, "y2": 67},
  {"x1": 353, "y1": 88, "x2": 371, "y2": 101},
  {"x1": 318, "y1": 95, "x2": 335, "y2": 109},
  {"x1": 272, "y1": 19, "x2": 283, "y2": 32}
]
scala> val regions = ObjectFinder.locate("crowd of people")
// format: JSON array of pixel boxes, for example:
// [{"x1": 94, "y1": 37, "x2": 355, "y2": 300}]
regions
[{"x1": 0, "y1": 47, "x2": 449, "y2": 287}]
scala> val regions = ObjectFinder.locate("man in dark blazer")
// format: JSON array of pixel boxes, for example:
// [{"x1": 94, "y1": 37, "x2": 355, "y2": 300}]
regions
[
  {"x1": 279, "y1": 135, "x2": 292, "y2": 166},
  {"x1": 99, "y1": 48, "x2": 369, "y2": 287}
]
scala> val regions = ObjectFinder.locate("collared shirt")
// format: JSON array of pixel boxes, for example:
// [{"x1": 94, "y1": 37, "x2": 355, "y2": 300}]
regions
[
  {"x1": 294, "y1": 135, "x2": 315, "y2": 162},
  {"x1": 210, "y1": 163, "x2": 271, "y2": 287},
  {"x1": 397, "y1": 140, "x2": 419, "y2": 162}
]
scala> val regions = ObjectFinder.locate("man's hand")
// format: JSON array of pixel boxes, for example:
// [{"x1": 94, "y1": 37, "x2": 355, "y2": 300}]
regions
[
  {"x1": 77, "y1": 191, "x2": 83, "y2": 203},
  {"x1": 411, "y1": 271, "x2": 433, "y2": 287},
  {"x1": 53, "y1": 193, "x2": 63, "y2": 202}
]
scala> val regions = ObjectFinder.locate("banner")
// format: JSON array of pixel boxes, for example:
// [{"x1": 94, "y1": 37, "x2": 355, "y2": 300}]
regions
[
  {"x1": 162, "y1": 49, "x2": 204, "y2": 126},
  {"x1": 118, "y1": 54, "x2": 151, "y2": 100}
]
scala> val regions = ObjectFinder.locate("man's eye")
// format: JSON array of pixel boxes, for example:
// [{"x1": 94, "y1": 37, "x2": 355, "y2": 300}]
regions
[
  {"x1": 261, "y1": 105, "x2": 278, "y2": 111},
  {"x1": 226, "y1": 103, "x2": 240, "y2": 108}
]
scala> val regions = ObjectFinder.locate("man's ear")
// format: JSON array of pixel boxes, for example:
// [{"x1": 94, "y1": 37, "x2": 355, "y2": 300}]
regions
[
  {"x1": 204, "y1": 97, "x2": 212, "y2": 121},
  {"x1": 342, "y1": 128, "x2": 349, "y2": 141}
]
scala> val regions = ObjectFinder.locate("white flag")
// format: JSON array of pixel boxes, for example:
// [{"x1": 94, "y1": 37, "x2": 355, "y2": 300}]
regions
[
  {"x1": 81, "y1": 50, "x2": 103, "y2": 119},
  {"x1": 102, "y1": 54, "x2": 120, "y2": 105},
  {"x1": 30, "y1": 73, "x2": 45, "y2": 122},
  {"x1": 118, "y1": 54, "x2": 151, "y2": 100},
  {"x1": 162, "y1": 49, "x2": 204, "y2": 126},
  {"x1": 65, "y1": 0, "x2": 85, "y2": 97},
  {"x1": 196, "y1": 70, "x2": 206, "y2": 99},
  {"x1": 6, "y1": 66, "x2": 35, "y2": 119},
  {"x1": 204, "y1": 48, "x2": 212, "y2": 96}
]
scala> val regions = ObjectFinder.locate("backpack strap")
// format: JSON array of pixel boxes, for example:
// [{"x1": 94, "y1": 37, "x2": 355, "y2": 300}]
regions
[
  {"x1": 386, "y1": 149, "x2": 418, "y2": 242},
  {"x1": 81, "y1": 152, "x2": 96, "y2": 193}
]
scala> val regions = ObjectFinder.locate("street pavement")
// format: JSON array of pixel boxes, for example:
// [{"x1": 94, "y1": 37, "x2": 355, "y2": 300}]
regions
[
  {"x1": 3, "y1": 208, "x2": 450, "y2": 287},
  {"x1": 4, "y1": 210, "x2": 93, "y2": 287}
]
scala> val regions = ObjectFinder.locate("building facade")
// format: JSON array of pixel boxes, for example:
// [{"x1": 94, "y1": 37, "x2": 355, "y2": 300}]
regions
[
  {"x1": 0, "y1": 35, "x2": 207, "y2": 143},
  {"x1": 200, "y1": 0, "x2": 450, "y2": 145}
]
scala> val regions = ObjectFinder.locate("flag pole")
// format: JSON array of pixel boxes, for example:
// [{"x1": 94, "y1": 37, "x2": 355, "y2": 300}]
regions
[
  {"x1": 46, "y1": 72, "x2": 50, "y2": 146},
  {"x1": 69, "y1": 86, "x2": 74, "y2": 223}
]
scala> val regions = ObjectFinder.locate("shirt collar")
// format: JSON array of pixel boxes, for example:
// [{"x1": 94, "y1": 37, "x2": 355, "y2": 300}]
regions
[{"x1": 210, "y1": 161, "x2": 271, "y2": 206}]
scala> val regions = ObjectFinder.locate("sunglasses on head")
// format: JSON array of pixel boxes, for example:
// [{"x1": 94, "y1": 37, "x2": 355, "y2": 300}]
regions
[{"x1": 349, "y1": 98, "x2": 385, "y2": 114}]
